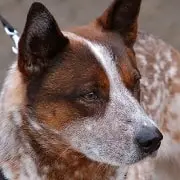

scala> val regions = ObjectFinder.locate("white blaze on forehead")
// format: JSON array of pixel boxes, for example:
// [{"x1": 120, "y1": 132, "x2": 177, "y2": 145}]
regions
[
  {"x1": 63, "y1": 31, "x2": 121, "y2": 95},
  {"x1": 64, "y1": 32, "x2": 135, "y2": 101},
  {"x1": 64, "y1": 32, "x2": 138, "y2": 104}
]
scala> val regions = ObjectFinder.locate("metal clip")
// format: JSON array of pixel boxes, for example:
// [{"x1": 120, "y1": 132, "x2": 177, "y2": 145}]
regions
[{"x1": 0, "y1": 15, "x2": 20, "y2": 54}]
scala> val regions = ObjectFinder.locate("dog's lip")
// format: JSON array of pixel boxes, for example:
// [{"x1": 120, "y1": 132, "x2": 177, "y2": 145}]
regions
[
  {"x1": 151, "y1": 141, "x2": 161, "y2": 154},
  {"x1": 140, "y1": 142, "x2": 161, "y2": 161},
  {"x1": 155, "y1": 142, "x2": 161, "y2": 151}
]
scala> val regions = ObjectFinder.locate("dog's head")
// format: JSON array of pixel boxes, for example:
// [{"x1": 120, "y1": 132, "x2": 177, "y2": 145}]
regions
[{"x1": 18, "y1": 0, "x2": 162, "y2": 166}]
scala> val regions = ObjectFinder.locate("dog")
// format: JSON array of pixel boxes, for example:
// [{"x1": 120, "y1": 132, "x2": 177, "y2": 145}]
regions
[{"x1": 0, "y1": 0, "x2": 168, "y2": 179}]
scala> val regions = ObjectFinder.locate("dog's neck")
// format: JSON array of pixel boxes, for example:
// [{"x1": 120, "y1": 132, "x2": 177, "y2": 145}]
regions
[
  {"x1": 0, "y1": 63, "x2": 118, "y2": 179},
  {"x1": 1, "y1": 114, "x2": 117, "y2": 180}
]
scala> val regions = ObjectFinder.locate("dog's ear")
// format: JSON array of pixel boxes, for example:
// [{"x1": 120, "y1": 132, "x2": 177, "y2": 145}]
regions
[
  {"x1": 96, "y1": 0, "x2": 141, "y2": 46},
  {"x1": 18, "y1": 2, "x2": 69, "y2": 76}
]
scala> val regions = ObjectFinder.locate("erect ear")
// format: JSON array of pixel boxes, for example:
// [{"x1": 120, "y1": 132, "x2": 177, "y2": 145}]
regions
[
  {"x1": 96, "y1": 0, "x2": 142, "y2": 46},
  {"x1": 18, "y1": 2, "x2": 69, "y2": 76}
]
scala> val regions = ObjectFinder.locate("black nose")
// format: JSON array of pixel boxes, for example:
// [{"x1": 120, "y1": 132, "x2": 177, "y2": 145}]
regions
[{"x1": 136, "y1": 127, "x2": 163, "y2": 154}]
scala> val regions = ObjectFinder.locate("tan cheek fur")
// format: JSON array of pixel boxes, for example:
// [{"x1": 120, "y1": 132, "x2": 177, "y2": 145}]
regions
[{"x1": 35, "y1": 100, "x2": 82, "y2": 130}]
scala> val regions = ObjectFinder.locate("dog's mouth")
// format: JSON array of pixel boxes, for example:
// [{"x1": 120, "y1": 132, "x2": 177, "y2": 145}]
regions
[
  {"x1": 144, "y1": 141, "x2": 161, "y2": 155},
  {"x1": 129, "y1": 141, "x2": 161, "y2": 165},
  {"x1": 141, "y1": 141, "x2": 161, "y2": 161},
  {"x1": 152, "y1": 141, "x2": 161, "y2": 153},
  {"x1": 149, "y1": 141, "x2": 161, "y2": 157}
]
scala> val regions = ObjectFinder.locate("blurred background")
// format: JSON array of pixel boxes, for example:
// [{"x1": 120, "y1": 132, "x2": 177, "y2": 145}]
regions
[{"x1": 0, "y1": 0, "x2": 180, "y2": 87}]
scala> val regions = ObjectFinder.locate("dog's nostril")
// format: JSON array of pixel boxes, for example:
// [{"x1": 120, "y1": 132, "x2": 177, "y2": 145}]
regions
[{"x1": 136, "y1": 127, "x2": 163, "y2": 154}]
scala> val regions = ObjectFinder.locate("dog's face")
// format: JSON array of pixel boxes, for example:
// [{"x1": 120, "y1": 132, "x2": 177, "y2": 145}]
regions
[{"x1": 18, "y1": 0, "x2": 162, "y2": 166}]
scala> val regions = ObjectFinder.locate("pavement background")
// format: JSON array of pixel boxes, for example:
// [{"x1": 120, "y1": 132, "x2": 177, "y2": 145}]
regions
[{"x1": 0, "y1": 0, "x2": 180, "y2": 87}]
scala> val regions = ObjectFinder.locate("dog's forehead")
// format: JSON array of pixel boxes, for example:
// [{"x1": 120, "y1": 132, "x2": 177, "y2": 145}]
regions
[
  {"x1": 63, "y1": 31, "x2": 120, "y2": 82},
  {"x1": 63, "y1": 31, "x2": 138, "y2": 92},
  {"x1": 62, "y1": 29, "x2": 138, "y2": 91}
]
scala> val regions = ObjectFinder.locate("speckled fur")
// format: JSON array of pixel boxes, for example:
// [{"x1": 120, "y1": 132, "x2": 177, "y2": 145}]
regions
[{"x1": 126, "y1": 32, "x2": 180, "y2": 180}]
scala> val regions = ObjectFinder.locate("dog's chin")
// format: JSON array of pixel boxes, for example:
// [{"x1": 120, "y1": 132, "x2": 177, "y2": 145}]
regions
[
  {"x1": 96, "y1": 151, "x2": 159, "y2": 167},
  {"x1": 86, "y1": 156, "x2": 143, "y2": 167},
  {"x1": 127, "y1": 149, "x2": 159, "y2": 166},
  {"x1": 77, "y1": 144, "x2": 160, "y2": 167},
  {"x1": 84, "y1": 151, "x2": 148, "y2": 167}
]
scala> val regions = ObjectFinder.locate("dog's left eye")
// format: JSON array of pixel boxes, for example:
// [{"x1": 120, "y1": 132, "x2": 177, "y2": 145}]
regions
[
  {"x1": 82, "y1": 92, "x2": 99, "y2": 102},
  {"x1": 132, "y1": 72, "x2": 141, "y2": 101},
  {"x1": 134, "y1": 71, "x2": 141, "y2": 83}
]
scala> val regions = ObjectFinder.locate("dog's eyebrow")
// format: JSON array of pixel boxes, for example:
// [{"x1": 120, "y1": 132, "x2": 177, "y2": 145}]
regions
[{"x1": 0, "y1": 15, "x2": 20, "y2": 54}]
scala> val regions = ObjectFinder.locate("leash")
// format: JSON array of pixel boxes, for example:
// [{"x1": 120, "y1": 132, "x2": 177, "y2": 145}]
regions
[
  {"x1": 0, "y1": 15, "x2": 20, "y2": 54},
  {"x1": 0, "y1": 15, "x2": 19, "y2": 179}
]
